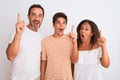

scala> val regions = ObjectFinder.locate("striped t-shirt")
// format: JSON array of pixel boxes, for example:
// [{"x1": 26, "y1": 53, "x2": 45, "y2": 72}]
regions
[{"x1": 41, "y1": 34, "x2": 73, "y2": 80}]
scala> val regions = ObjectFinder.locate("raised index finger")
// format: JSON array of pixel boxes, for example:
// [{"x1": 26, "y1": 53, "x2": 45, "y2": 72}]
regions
[
  {"x1": 71, "y1": 25, "x2": 74, "y2": 33},
  {"x1": 99, "y1": 30, "x2": 102, "y2": 37},
  {"x1": 17, "y1": 14, "x2": 21, "y2": 22}
]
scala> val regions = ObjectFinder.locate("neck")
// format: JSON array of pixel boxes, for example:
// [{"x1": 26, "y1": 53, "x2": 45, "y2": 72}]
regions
[
  {"x1": 27, "y1": 24, "x2": 38, "y2": 32},
  {"x1": 82, "y1": 39, "x2": 91, "y2": 46},
  {"x1": 52, "y1": 33, "x2": 64, "y2": 38},
  {"x1": 79, "y1": 40, "x2": 92, "y2": 50}
]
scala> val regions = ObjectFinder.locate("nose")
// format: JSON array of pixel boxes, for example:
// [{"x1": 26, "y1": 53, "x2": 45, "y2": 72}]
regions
[
  {"x1": 60, "y1": 23, "x2": 63, "y2": 27},
  {"x1": 35, "y1": 15, "x2": 39, "y2": 20},
  {"x1": 35, "y1": 16, "x2": 39, "y2": 20}
]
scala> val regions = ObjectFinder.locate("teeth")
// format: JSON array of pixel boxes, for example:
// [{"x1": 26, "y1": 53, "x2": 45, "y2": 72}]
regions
[
  {"x1": 34, "y1": 22, "x2": 38, "y2": 24},
  {"x1": 33, "y1": 20, "x2": 39, "y2": 24}
]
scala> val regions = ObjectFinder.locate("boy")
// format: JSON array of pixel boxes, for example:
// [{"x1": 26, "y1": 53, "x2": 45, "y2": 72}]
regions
[{"x1": 40, "y1": 12, "x2": 78, "y2": 80}]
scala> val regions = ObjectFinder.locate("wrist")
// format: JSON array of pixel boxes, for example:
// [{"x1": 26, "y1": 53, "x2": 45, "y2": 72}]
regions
[
  {"x1": 15, "y1": 33, "x2": 22, "y2": 39},
  {"x1": 101, "y1": 44, "x2": 106, "y2": 49},
  {"x1": 73, "y1": 42, "x2": 77, "y2": 46}
]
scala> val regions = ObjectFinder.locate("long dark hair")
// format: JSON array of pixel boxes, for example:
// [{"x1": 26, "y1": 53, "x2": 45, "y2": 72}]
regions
[{"x1": 77, "y1": 19, "x2": 100, "y2": 48}]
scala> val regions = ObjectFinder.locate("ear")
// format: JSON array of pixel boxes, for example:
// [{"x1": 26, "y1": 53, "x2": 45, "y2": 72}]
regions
[{"x1": 53, "y1": 24, "x2": 55, "y2": 28}]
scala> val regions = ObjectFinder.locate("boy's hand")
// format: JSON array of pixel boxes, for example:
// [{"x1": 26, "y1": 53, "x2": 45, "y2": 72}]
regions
[{"x1": 69, "y1": 26, "x2": 77, "y2": 44}]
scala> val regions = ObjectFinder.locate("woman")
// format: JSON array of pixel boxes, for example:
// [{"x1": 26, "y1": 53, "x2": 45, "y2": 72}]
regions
[{"x1": 74, "y1": 19, "x2": 110, "y2": 80}]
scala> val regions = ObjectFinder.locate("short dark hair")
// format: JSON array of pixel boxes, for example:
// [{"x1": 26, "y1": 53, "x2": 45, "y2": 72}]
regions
[
  {"x1": 28, "y1": 4, "x2": 44, "y2": 16},
  {"x1": 53, "y1": 12, "x2": 67, "y2": 24}
]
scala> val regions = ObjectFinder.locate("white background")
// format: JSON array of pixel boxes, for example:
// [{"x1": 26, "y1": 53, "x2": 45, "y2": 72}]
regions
[{"x1": 0, "y1": 0, "x2": 120, "y2": 80}]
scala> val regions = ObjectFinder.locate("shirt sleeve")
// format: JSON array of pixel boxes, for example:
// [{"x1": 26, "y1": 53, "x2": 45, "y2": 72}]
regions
[{"x1": 41, "y1": 39, "x2": 47, "y2": 60}]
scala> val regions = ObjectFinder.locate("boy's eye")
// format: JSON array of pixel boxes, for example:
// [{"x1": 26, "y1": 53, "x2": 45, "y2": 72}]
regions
[
  {"x1": 63, "y1": 21, "x2": 66, "y2": 24},
  {"x1": 56, "y1": 21, "x2": 60, "y2": 24}
]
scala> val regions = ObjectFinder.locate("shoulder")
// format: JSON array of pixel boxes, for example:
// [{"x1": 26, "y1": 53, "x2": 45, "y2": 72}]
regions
[
  {"x1": 63, "y1": 34, "x2": 71, "y2": 40},
  {"x1": 41, "y1": 35, "x2": 52, "y2": 42},
  {"x1": 92, "y1": 43, "x2": 100, "y2": 49},
  {"x1": 91, "y1": 43, "x2": 102, "y2": 52}
]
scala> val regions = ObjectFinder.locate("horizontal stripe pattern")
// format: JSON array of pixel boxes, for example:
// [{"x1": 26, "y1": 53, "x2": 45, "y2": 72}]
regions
[{"x1": 41, "y1": 34, "x2": 73, "y2": 80}]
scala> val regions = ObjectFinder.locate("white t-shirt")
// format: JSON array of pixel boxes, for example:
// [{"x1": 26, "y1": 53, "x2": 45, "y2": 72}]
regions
[
  {"x1": 9, "y1": 26, "x2": 43, "y2": 80},
  {"x1": 74, "y1": 47, "x2": 102, "y2": 80}
]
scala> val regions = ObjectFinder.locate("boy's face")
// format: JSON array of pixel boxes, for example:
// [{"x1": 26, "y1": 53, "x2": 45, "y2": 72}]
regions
[{"x1": 53, "y1": 17, "x2": 67, "y2": 36}]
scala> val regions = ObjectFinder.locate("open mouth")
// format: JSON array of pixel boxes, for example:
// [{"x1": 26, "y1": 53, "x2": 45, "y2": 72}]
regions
[
  {"x1": 80, "y1": 34, "x2": 85, "y2": 40},
  {"x1": 81, "y1": 34, "x2": 85, "y2": 38},
  {"x1": 33, "y1": 20, "x2": 40, "y2": 26},
  {"x1": 58, "y1": 28, "x2": 64, "y2": 32}
]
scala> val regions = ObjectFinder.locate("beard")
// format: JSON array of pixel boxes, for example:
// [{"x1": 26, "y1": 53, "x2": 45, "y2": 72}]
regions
[{"x1": 29, "y1": 20, "x2": 41, "y2": 31}]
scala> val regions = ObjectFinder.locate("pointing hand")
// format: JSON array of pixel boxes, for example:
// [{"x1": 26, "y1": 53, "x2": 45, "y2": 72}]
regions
[
  {"x1": 97, "y1": 30, "x2": 106, "y2": 47},
  {"x1": 69, "y1": 26, "x2": 77, "y2": 44},
  {"x1": 16, "y1": 14, "x2": 25, "y2": 35}
]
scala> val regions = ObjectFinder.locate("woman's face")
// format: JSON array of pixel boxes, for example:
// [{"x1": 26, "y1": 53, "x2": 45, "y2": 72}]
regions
[{"x1": 79, "y1": 22, "x2": 93, "y2": 42}]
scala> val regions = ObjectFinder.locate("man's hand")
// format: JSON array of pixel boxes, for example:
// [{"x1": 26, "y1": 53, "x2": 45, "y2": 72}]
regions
[{"x1": 15, "y1": 14, "x2": 25, "y2": 36}]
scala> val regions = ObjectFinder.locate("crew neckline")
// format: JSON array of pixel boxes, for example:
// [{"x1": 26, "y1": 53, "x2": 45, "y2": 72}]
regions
[
  {"x1": 79, "y1": 47, "x2": 100, "y2": 52},
  {"x1": 25, "y1": 26, "x2": 39, "y2": 33}
]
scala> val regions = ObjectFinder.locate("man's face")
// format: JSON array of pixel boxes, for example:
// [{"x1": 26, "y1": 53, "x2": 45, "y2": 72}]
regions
[
  {"x1": 28, "y1": 7, "x2": 44, "y2": 31},
  {"x1": 53, "y1": 17, "x2": 67, "y2": 36}
]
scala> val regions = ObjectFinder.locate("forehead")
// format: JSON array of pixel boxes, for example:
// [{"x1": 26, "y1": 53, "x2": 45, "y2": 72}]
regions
[
  {"x1": 30, "y1": 7, "x2": 43, "y2": 14},
  {"x1": 56, "y1": 17, "x2": 66, "y2": 22},
  {"x1": 81, "y1": 22, "x2": 91, "y2": 28}
]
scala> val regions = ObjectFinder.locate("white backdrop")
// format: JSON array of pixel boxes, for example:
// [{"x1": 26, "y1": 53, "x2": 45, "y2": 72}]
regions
[{"x1": 0, "y1": 0, "x2": 120, "y2": 80}]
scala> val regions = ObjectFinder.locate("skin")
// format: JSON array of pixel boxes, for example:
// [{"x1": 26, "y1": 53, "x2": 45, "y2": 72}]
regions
[
  {"x1": 6, "y1": 7, "x2": 44, "y2": 61},
  {"x1": 27, "y1": 7, "x2": 44, "y2": 32},
  {"x1": 79, "y1": 22, "x2": 93, "y2": 50},
  {"x1": 40, "y1": 17, "x2": 78, "y2": 80},
  {"x1": 53, "y1": 17, "x2": 67, "y2": 37},
  {"x1": 79, "y1": 22, "x2": 110, "y2": 68},
  {"x1": 98, "y1": 30, "x2": 110, "y2": 68}
]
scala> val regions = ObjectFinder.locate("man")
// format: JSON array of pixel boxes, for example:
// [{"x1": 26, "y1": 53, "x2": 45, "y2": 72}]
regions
[
  {"x1": 6, "y1": 4, "x2": 44, "y2": 80},
  {"x1": 41, "y1": 12, "x2": 78, "y2": 80}
]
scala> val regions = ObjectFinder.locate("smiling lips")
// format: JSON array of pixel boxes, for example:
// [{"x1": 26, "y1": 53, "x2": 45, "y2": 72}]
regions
[
  {"x1": 58, "y1": 28, "x2": 64, "y2": 32},
  {"x1": 33, "y1": 20, "x2": 40, "y2": 26}
]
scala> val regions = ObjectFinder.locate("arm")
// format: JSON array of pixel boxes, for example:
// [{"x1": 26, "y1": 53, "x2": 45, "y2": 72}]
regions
[
  {"x1": 6, "y1": 14, "x2": 25, "y2": 61},
  {"x1": 6, "y1": 33, "x2": 21, "y2": 61},
  {"x1": 70, "y1": 40, "x2": 78, "y2": 64},
  {"x1": 69, "y1": 26, "x2": 78, "y2": 64},
  {"x1": 98, "y1": 31, "x2": 110, "y2": 68},
  {"x1": 40, "y1": 60, "x2": 47, "y2": 80},
  {"x1": 100, "y1": 43, "x2": 110, "y2": 68}
]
